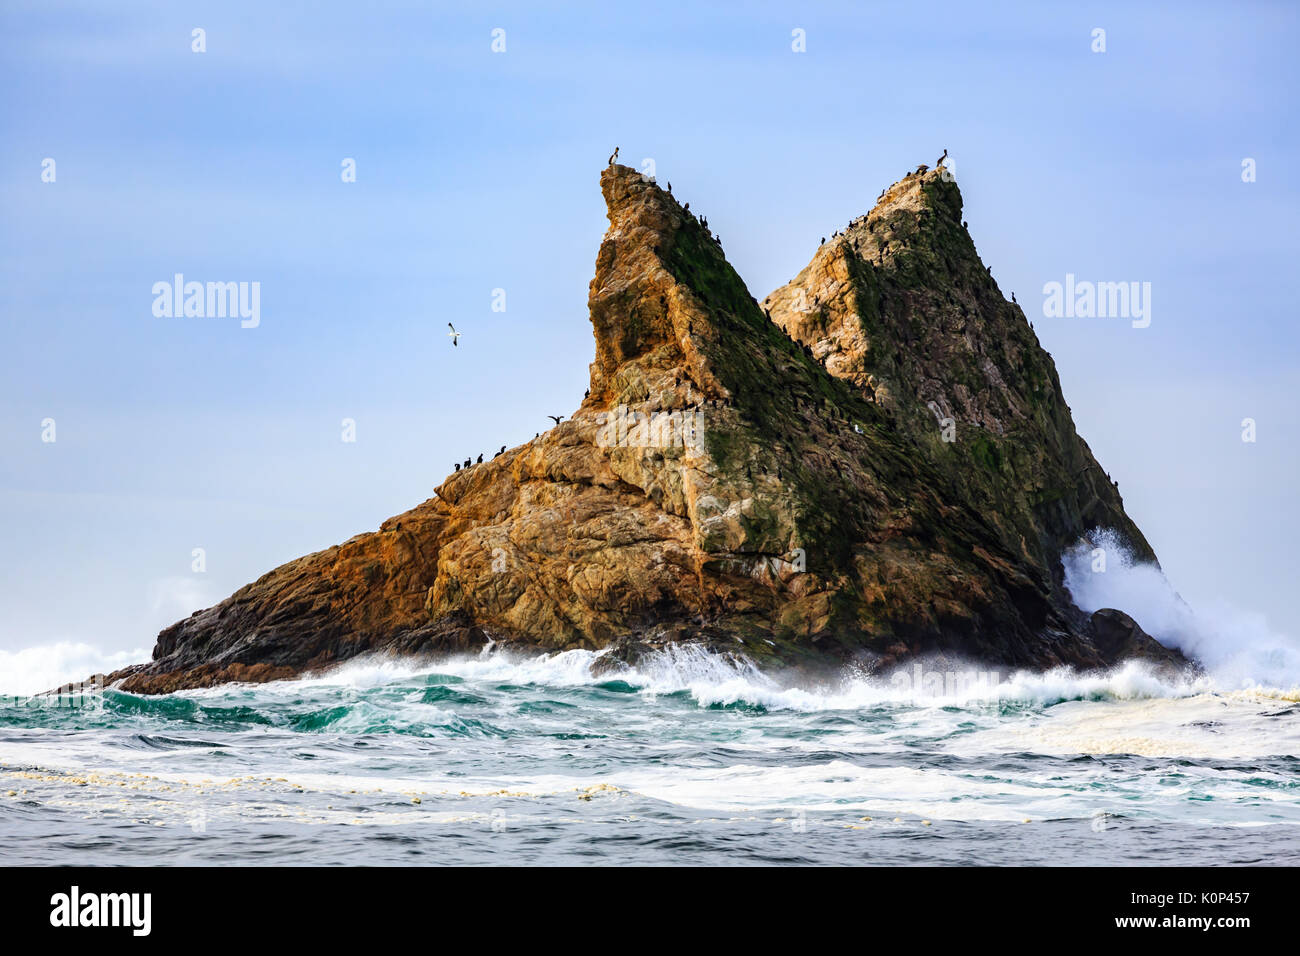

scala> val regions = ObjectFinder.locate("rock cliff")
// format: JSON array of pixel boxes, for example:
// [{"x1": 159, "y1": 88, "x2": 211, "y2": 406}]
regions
[{"x1": 107, "y1": 163, "x2": 1184, "y2": 693}]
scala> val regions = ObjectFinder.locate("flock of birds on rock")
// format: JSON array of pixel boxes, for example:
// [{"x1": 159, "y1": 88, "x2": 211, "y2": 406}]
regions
[
  {"x1": 445, "y1": 146, "x2": 1027, "y2": 481},
  {"x1": 449, "y1": 148, "x2": 695, "y2": 477}
]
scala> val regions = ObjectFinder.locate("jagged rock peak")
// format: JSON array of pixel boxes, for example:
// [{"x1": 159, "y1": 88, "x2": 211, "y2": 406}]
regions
[
  {"x1": 98, "y1": 159, "x2": 1185, "y2": 695},
  {"x1": 587, "y1": 163, "x2": 740, "y2": 404}
]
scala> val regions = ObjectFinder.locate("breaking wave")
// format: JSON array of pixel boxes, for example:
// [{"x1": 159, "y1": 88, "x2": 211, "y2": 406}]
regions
[
  {"x1": 1064, "y1": 529, "x2": 1300, "y2": 692},
  {"x1": 5, "y1": 530, "x2": 1298, "y2": 713},
  {"x1": 180, "y1": 642, "x2": 1224, "y2": 714}
]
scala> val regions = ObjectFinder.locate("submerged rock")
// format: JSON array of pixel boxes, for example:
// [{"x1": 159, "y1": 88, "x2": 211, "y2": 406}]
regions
[
  {"x1": 1087, "y1": 608, "x2": 1189, "y2": 676},
  {"x1": 108, "y1": 163, "x2": 1188, "y2": 693}
]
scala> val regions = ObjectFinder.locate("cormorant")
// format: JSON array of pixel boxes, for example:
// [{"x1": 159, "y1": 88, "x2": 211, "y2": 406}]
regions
[
  {"x1": 548, "y1": 415, "x2": 564, "y2": 425},
  {"x1": 936, "y1": 148, "x2": 948, "y2": 167}
]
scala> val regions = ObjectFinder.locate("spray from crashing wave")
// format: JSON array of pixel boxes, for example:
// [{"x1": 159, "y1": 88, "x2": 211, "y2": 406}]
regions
[
  {"x1": 208, "y1": 640, "x2": 1204, "y2": 713},
  {"x1": 1064, "y1": 529, "x2": 1300, "y2": 691},
  {"x1": 6, "y1": 560, "x2": 1300, "y2": 867},
  {"x1": 3, "y1": 529, "x2": 1295, "y2": 706},
  {"x1": 0, "y1": 642, "x2": 147, "y2": 697}
]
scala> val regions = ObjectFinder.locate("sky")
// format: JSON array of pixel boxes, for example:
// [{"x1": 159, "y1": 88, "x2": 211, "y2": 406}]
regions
[{"x1": 1, "y1": 0, "x2": 1297, "y2": 673}]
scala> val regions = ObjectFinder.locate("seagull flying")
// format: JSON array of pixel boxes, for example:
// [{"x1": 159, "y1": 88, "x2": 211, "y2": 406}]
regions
[{"x1": 447, "y1": 323, "x2": 461, "y2": 347}]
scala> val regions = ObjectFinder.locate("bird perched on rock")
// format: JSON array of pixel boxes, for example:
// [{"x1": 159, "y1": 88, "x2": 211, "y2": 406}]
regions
[
  {"x1": 936, "y1": 148, "x2": 948, "y2": 167},
  {"x1": 476, "y1": 453, "x2": 483, "y2": 464},
  {"x1": 548, "y1": 415, "x2": 564, "y2": 426},
  {"x1": 447, "y1": 323, "x2": 461, "y2": 347},
  {"x1": 915, "y1": 164, "x2": 929, "y2": 174},
  {"x1": 494, "y1": 445, "x2": 505, "y2": 458},
  {"x1": 454, "y1": 462, "x2": 461, "y2": 471},
  {"x1": 608, "y1": 146, "x2": 619, "y2": 166}
]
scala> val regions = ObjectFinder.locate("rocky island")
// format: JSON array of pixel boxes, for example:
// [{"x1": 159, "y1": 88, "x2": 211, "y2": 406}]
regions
[{"x1": 107, "y1": 162, "x2": 1185, "y2": 693}]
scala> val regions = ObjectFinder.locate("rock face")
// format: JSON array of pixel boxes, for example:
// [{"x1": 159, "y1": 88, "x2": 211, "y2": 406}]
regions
[{"x1": 108, "y1": 163, "x2": 1184, "y2": 693}]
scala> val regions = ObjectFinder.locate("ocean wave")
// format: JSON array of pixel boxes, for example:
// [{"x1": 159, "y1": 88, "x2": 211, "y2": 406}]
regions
[
  {"x1": 1065, "y1": 529, "x2": 1300, "y2": 691},
  {"x1": 174, "y1": 643, "x2": 1237, "y2": 714}
]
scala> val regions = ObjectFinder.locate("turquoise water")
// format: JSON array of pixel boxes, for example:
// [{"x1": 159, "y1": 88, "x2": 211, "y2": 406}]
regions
[{"x1": 2, "y1": 647, "x2": 1299, "y2": 865}]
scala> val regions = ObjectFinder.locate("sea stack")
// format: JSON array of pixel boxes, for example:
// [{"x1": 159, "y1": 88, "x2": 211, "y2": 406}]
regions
[{"x1": 106, "y1": 163, "x2": 1185, "y2": 693}]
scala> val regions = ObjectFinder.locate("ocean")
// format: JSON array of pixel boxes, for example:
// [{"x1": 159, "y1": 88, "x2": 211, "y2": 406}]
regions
[{"x1": 2, "y1": 644, "x2": 1298, "y2": 866}]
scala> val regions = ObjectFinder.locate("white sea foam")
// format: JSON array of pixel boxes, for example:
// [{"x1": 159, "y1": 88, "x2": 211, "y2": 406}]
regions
[
  {"x1": 12, "y1": 526, "x2": 1298, "y2": 719},
  {"x1": 245, "y1": 543, "x2": 1300, "y2": 709},
  {"x1": 218, "y1": 643, "x2": 1215, "y2": 714},
  {"x1": 1064, "y1": 529, "x2": 1300, "y2": 692}
]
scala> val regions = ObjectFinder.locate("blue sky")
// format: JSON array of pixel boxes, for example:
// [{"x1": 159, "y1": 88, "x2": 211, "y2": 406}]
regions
[{"x1": 2, "y1": 0, "x2": 1297, "y2": 665}]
